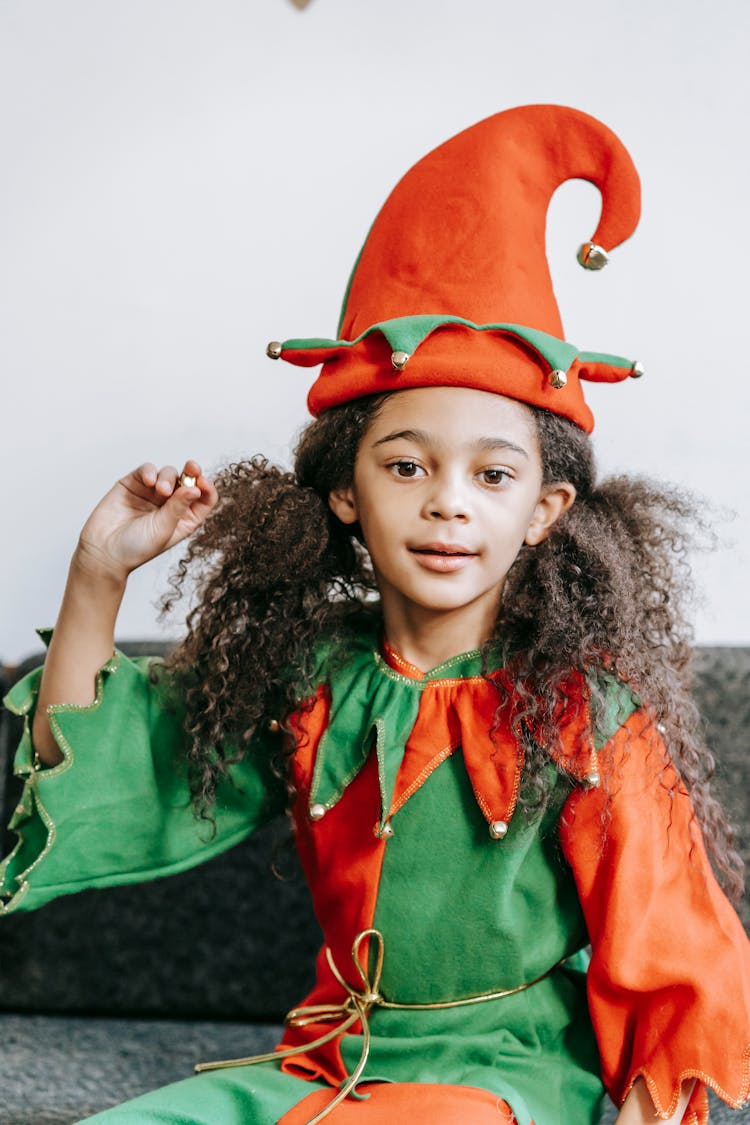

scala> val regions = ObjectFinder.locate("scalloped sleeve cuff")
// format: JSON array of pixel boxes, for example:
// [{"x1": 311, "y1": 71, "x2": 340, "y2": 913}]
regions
[
  {"x1": 560, "y1": 709, "x2": 750, "y2": 1122},
  {"x1": 0, "y1": 637, "x2": 284, "y2": 914}
]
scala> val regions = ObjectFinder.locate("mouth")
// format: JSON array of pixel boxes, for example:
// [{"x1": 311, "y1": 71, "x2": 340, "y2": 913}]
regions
[
  {"x1": 408, "y1": 543, "x2": 478, "y2": 573},
  {"x1": 409, "y1": 543, "x2": 477, "y2": 557}
]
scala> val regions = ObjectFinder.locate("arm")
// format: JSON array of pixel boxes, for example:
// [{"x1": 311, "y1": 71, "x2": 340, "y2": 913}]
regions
[
  {"x1": 2, "y1": 644, "x2": 285, "y2": 913},
  {"x1": 33, "y1": 459, "x2": 217, "y2": 764},
  {"x1": 561, "y1": 709, "x2": 750, "y2": 1121},
  {"x1": 2, "y1": 458, "x2": 290, "y2": 913},
  {"x1": 2, "y1": 459, "x2": 293, "y2": 916},
  {"x1": 616, "y1": 1077, "x2": 696, "y2": 1124}
]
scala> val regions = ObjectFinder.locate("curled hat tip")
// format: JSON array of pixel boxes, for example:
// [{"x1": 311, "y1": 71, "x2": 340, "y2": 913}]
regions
[{"x1": 577, "y1": 242, "x2": 609, "y2": 271}]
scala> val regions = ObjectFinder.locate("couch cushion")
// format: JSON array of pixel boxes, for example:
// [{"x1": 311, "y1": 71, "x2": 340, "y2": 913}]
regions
[{"x1": 0, "y1": 1013, "x2": 280, "y2": 1124}]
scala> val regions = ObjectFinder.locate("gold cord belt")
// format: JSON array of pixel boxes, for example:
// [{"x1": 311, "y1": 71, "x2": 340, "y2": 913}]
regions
[{"x1": 195, "y1": 928, "x2": 563, "y2": 1125}]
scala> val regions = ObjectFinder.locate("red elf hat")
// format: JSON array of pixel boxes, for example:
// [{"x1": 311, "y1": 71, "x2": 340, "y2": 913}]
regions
[{"x1": 266, "y1": 104, "x2": 642, "y2": 433}]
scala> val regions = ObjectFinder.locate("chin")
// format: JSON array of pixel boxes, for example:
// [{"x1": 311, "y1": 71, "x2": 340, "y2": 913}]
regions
[{"x1": 402, "y1": 587, "x2": 493, "y2": 614}]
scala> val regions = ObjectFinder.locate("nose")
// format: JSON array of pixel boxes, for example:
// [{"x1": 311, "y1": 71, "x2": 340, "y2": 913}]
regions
[{"x1": 421, "y1": 470, "x2": 470, "y2": 522}]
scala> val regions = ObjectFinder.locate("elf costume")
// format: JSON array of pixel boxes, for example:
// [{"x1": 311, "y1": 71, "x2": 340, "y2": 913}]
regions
[{"x1": 2, "y1": 106, "x2": 749, "y2": 1125}]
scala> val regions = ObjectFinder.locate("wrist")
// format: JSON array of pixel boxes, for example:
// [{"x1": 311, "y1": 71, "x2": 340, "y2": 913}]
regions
[{"x1": 70, "y1": 542, "x2": 130, "y2": 593}]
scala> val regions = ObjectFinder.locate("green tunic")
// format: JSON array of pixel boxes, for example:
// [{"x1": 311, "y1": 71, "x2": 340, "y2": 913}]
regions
[{"x1": 0, "y1": 627, "x2": 681, "y2": 1125}]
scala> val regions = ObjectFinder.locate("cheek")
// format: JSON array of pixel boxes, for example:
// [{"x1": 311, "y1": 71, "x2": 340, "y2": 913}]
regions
[
  {"x1": 354, "y1": 474, "x2": 406, "y2": 527},
  {"x1": 353, "y1": 497, "x2": 387, "y2": 551},
  {"x1": 484, "y1": 489, "x2": 540, "y2": 533}
]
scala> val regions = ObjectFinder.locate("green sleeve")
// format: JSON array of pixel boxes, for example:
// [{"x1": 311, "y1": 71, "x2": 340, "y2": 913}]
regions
[{"x1": 0, "y1": 645, "x2": 285, "y2": 915}]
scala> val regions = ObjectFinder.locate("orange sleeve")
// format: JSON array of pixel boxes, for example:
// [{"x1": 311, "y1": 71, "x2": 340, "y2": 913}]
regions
[{"x1": 560, "y1": 709, "x2": 750, "y2": 1123}]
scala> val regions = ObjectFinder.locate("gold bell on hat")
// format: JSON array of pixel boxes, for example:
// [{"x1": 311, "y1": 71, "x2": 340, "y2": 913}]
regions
[
  {"x1": 391, "y1": 350, "x2": 410, "y2": 371},
  {"x1": 548, "y1": 370, "x2": 567, "y2": 390},
  {"x1": 577, "y1": 241, "x2": 609, "y2": 270},
  {"x1": 266, "y1": 341, "x2": 283, "y2": 360}
]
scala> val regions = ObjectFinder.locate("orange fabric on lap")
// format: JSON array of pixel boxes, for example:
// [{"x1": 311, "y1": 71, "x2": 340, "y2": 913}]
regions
[{"x1": 277, "y1": 1082, "x2": 522, "y2": 1124}]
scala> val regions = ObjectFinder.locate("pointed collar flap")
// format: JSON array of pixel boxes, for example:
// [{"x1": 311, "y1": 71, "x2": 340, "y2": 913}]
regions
[
  {"x1": 307, "y1": 630, "x2": 521, "y2": 832},
  {"x1": 308, "y1": 661, "x2": 422, "y2": 823}
]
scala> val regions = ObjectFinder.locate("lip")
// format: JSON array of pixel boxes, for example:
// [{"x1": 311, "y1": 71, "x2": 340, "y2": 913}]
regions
[
  {"x1": 410, "y1": 542, "x2": 477, "y2": 555},
  {"x1": 408, "y1": 542, "x2": 478, "y2": 573}
]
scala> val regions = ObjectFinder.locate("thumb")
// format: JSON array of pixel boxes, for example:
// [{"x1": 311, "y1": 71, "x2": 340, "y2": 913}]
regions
[{"x1": 151, "y1": 482, "x2": 203, "y2": 545}]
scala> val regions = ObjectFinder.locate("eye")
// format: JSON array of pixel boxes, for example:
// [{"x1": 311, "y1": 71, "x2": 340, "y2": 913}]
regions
[
  {"x1": 478, "y1": 468, "x2": 512, "y2": 486},
  {"x1": 388, "y1": 459, "x2": 426, "y2": 479}
]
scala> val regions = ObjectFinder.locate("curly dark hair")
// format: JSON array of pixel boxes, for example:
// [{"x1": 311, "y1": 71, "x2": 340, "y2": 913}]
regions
[{"x1": 160, "y1": 394, "x2": 743, "y2": 900}]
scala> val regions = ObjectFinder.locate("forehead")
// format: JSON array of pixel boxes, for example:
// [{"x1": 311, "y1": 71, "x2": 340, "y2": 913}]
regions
[{"x1": 364, "y1": 386, "x2": 540, "y2": 452}]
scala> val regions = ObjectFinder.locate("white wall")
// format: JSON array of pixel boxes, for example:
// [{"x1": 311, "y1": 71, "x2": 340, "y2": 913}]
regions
[{"x1": 2, "y1": 0, "x2": 748, "y2": 661}]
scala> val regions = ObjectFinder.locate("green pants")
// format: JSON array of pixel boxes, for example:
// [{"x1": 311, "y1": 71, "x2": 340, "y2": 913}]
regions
[{"x1": 80, "y1": 1062, "x2": 325, "y2": 1124}]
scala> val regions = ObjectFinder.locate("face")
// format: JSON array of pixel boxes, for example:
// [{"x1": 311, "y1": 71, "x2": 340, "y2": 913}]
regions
[{"x1": 329, "y1": 387, "x2": 576, "y2": 635}]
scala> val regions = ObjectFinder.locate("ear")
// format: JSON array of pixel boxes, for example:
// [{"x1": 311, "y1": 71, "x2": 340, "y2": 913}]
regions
[
  {"x1": 524, "y1": 482, "x2": 577, "y2": 546},
  {"x1": 328, "y1": 485, "x2": 359, "y2": 526}
]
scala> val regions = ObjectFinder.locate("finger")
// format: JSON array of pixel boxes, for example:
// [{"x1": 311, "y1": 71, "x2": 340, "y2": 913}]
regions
[
  {"x1": 187, "y1": 474, "x2": 219, "y2": 520},
  {"x1": 117, "y1": 463, "x2": 162, "y2": 502},
  {"x1": 173, "y1": 460, "x2": 208, "y2": 494},
  {"x1": 155, "y1": 473, "x2": 216, "y2": 544},
  {"x1": 150, "y1": 486, "x2": 210, "y2": 550},
  {"x1": 129, "y1": 463, "x2": 158, "y2": 488},
  {"x1": 155, "y1": 465, "x2": 179, "y2": 497},
  {"x1": 181, "y1": 458, "x2": 203, "y2": 480}
]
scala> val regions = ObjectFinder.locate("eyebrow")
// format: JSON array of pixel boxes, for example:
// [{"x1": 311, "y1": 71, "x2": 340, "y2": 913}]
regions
[{"x1": 371, "y1": 428, "x2": 529, "y2": 459}]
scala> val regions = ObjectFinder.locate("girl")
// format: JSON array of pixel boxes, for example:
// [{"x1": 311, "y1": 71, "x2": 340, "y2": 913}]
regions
[{"x1": 2, "y1": 105, "x2": 749, "y2": 1125}]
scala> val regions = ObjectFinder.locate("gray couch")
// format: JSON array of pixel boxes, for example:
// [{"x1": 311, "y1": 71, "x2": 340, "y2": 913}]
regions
[{"x1": 0, "y1": 645, "x2": 748, "y2": 1124}]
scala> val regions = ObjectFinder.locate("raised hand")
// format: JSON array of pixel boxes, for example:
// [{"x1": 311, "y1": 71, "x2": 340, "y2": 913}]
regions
[
  {"x1": 76, "y1": 460, "x2": 219, "y2": 584},
  {"x1": 32, "y1": 459, "x2": 219, "y2": 762}
]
